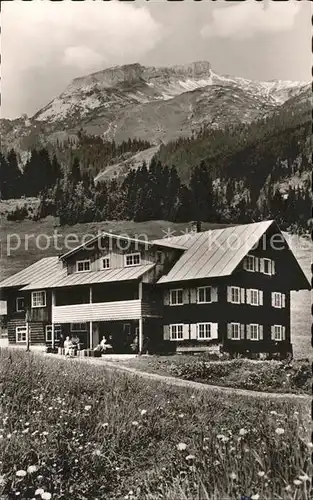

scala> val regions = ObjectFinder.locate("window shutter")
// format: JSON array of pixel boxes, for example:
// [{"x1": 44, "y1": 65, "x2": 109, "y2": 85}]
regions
[
  {"x1": 240, "y1": 324, "x2": 245, "y2": 339},
  {"x1": 227, "y1": 324, "x2": 232, "y2": 339},
  {"x1": 183, "y1": 289, "x2": 189, "y2": 304},
  {"x1": 255, "y1": 257, "x2": 259, "y2": 272},
  {"x1": 271, "y1": 292, "x2": 275, "y2": 307},
  {"x1": 271, "y1": 260, "x2": 275, "y2": 275},
  {"x1": 227, "y1": 286, "x2": 232, "y2": 303},
  {"x1": 240, "y1": 288, "x2": 245, "y2": 304},
  {"x1": 259, "y1": 325, "x2": 263, "y2": 340},
  {"x1": 183, "y1": 324, "x2": 189, "y2": 340},
  {"x1": 190, "y1": 323, "x2": 197, "y2": 340},
  {"x1": 282, "y1": 326, "x2": 286, "y2": 341},
  {"x1": 246, "y1": 324, "x2": 251, "y2": 340},
  {"x1": 246, "y1": 289, "x2": 251, "y2": 305},
  {"x1": 164, "y1": 291, "x2": 170, "y2": 306},
  {"x1": 211, "y1": 287, "x2": 218, "y2": 302},
  {"x1": 259, "y1": 258, "x2": 265, "y2": 273},
  {"x1": 282, "y1": 293, "x2": 286, "y2": 308},
  {"x1": 190, "y1": 288, "x2": 197, "y2": 304},
  {"x1": 259, "y1": 290, "x2": 263, "y2": 306},
  {"x1": 163, "y1": 325, "x2": 170, "y2": 341},
  {"x1": 271, "y1": 326, "x2": 275, "y2": 340},
  {"x1": 211, "y1": 323, "x2": 218, "y2": 339}
]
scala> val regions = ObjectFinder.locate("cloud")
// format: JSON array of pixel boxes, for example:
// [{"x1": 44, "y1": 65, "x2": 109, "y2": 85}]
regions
[
  {"x1": 201, "y1": 2, "x2": 301, "y2": 40},
  {"x1": 1, "y1": 1, "x2": 164, "y2": 117}
]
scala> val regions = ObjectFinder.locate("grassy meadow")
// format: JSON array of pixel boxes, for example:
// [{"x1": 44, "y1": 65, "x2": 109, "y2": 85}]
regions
[
  {"x1": 0, "y1": 216, "x2": 311, "y2": 359},
  {"x1": 0, "y1": 350, "x2": 311, "y2": 500}
]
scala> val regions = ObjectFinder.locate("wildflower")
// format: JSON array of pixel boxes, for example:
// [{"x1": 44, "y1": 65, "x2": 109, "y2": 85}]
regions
[
  {"x1": 230, "y1": 472, "x2": 237, "y2": 480},
  {"x1": 258, "y1": 471, "x2": 265, "y2": 477},
  {"x1": 299, "y1": 474, "x2": 310, "y2": 481},
  {"x1": 35, "y1": 489, "x2": 45, "y2": 496},
  {"x1": 84, "y1": 405, "x2": 92, "y2": 411},
  {"x1": 42, "y1": 431, "x2": 49, "y2": 436},
  {"x1": 7, "y1": 433, "x2": 12, "y2": 439},
  {"x1": 16, "y1": 470, "x2": 27, "y2": 478},
  {"x1": 251, "y1": 495, "x2": 259, "y2": 500},
  {"x1": 190, "y1": 395, "x2": 195, "y2": 399},
  {"x1": 140, "y1": 409, "x2": 147, "y2": 416},
  {"x1": 217, "y1": 434, "x2": 226, "y2": 440},
  {"x1": 27, "y1": 465, "x2": 38, "y2": 474},
  {"x1": 285, "y1": 485, "x2": 292, "y2": 492},
  {"x1": 132, "y1": 421, "x2": 139, "y2": 426},
  {"x1": 102, "y1": 423, "x2": 109, "y2": 428},
  {"x1": 93, "y1": 449, "x2": 101, "y2": 456},
  {"x1": 178, "y1": 413, "x2": 184, "y2": 418},
  {"x1": 213, "y1": 460, "x2": 220, "y2": 466},
  {"x1": 270, "y1": 410, "x2": 278, "y2": 415},
  {"x1": 307, "y1": 442, "x2": 313, "y2": 449},
  {"x1": 41, "y1": 493, "x2": 52, "y2": 500},
  {"x1": 275, "y1": 428, "x2": 285, "y2": 435},
  {"x1": 177, "y1": 442, "x2": 187, "y2": 451},
  {"x1": 239, "y1": 428, "x2": 248, "y2": 436},
  {"x1": 185, "y1": 454, "x2": 195, "y2": 461},
  {"x1": 293, "y1": 479, "x2": 302, "y2": 486}
]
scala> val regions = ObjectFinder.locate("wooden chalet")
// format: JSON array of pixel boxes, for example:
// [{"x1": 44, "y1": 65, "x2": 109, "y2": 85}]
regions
[{"x1": 0, "y1": 220, "x2": 309, "y2": 359}]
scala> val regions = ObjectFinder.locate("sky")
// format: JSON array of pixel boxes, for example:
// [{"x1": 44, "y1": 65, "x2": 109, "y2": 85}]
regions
[{"x1": 1, "y1": 0, "x2": 311, "y2": 119}]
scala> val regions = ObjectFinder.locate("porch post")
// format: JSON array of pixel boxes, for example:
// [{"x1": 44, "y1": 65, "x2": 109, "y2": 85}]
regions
[
  {"x1": 89, "y1": 286, "x2": 93, "y2": 303},
  {"x1": 89, "y1": 321, "x2": 93, "y2": 349},
  {"x1": 138, "y1": 281, "x2": 143, "y2": 354},
  {"x1": 51, "y1": 291, "x2": 56, "y2": 349},
  {"x1": 26, "y1": 309, "x2": 30, "y2": 352}
]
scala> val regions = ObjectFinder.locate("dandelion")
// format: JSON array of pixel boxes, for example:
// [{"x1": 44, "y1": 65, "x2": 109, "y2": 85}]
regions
[
  {"x1": 251, "y1": 494, "x2": 260, "y2": 500},
  {"x1": 177, "y1": 442, "x2": 187, "y2": 451},
  {"x1": 258, "y1": 471, "x2": 265, "y2": 477},
  {"x1": 16, "y1": 470, "x2": 27, "y2": 478},
  {"x1": 185, "y1": 454, "x2": 195, "y2": 461},
  {"x1": 27, "y1": 465, "x2": 38, "y2": 474},
  {"x1": 293, "y1": 479, "x2": 302, "y2": 486},
  {"x1": 84, "y1": 405, "x2": 92, "y2": 411},
  {"x1": 140, "y1": 409, "x2": 147, "y2": 416},
  {"x1": 229, "y1": 472, "x2": 237, "y2": 480},
  {"x1": 41, "y1": 493, "x2": 52, "y2": 500},
  {"x1": 275, "y1": 428, "x2": 285, "y2": 435},
  {"x1": 132, "y1": 421, "x2": 139, "y2": 427},
  {"x1": 239, "y1": 428, "x2": 248, "y2": 436}
]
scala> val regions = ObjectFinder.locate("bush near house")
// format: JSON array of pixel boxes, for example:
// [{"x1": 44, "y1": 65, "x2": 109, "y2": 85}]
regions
[{"x1": 0, "y1": 350, "x2": 311, "y2": 500}]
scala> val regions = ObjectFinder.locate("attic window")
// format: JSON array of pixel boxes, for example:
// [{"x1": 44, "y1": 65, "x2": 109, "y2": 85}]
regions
[
  {"x1": 76, "y1": 260, "x2": 91, "y2": 272},
  {"x1": 244, "y1": 255, "x2": 256, "y2": 272},
  {"x1": 125, "y1": 253, "x2": 141, "y2": 267}
]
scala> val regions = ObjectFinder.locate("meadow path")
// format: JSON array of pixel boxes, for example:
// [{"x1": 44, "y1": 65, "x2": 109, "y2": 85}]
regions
[{"x1": 46, "y1": 353, "x2": 310, "y2": 402}]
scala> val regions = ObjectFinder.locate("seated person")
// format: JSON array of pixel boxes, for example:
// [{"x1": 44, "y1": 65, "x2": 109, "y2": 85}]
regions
[
  {"x1": 71, "y1": 334, "x2": 82, "y2": 351},
  {"x1": 94, "y1": 335, "x2": 113, "y2": 354},
  {"x1": 64, "y1": 336, "x2": 75, "y2": 356}
]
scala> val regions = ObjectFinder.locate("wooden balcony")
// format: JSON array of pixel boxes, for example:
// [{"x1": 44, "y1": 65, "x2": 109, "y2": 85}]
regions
[{"x1": 52, "y1": 300, "x2": 142, "y2": 323}]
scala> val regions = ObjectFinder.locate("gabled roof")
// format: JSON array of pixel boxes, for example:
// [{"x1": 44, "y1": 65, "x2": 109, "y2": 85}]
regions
[
  {"x1": 155, "y1": 220, "x2": 310, "y2": 288},
  {"x1": 0, "y1": 257, "x2": 61, "y2": 289}
]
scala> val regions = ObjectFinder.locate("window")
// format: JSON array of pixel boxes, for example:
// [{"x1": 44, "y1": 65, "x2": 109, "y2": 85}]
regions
[
  {"x1": 197, "y1": 287, "x2": 212, "y2": 304},
  {"x1": 45, "y1": 325, "x2": 62, "y2": 343},
  {"x1": 244, "y1": 255, "x2": 256, "y2": 272},
  {"x1": 31, "y1": 291, "x2": 46, "y2": 308},
  {"x1": 230, "y1": 323, "x2": 240, "y2": 340},
  {"x1": 263, "y1": 258, "x2": 272, "y2": 275},
  {"x1": 16, "y1": 297, "x2": 25, "y2": 312},
  {"x1": 76, "y1": 260, "x2": 91, "y2": 272},
  {"x1": 274, "y1": 325, "x2": 283, "y2": 341},
  {"x1": 125, "y1": 253, "x2": 141, "y2": 267},
  {"x1": 16, "y1": 326, "x2": 27, "y2": 343},
  {"x1": 272, "y1": 292, "x2": 285, "y2": 308},
  {"x1": 70, "y1": 323, "x2": 87, "y2": 332},
  {"x1": 102, "y1": 258, "x2": 110, "y2": 270},
  {"x1": 197, "y1": 323, "x2": 211, "y2": 340},
  {"x1": 230, "y1": 286, "x2": 240, "y2": 304},
  {"x1": 250, "y1": 324, "x2": 259, "y2": 340},
  {"x1": 170, "y1": 289, "x2": 183, "y2": 306},
  {"x1": 170, "y1": 324, "x2": 183, "y2": 341},
  {"x1": 250, "y1": 289, "x2": 260, "y2": 306}
]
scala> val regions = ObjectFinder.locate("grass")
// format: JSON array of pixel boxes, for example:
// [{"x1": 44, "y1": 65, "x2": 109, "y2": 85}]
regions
[
  {"x1": 0, "y1": 350, "x2": 311, "y2": 500},
  {"x1": 111, "y1": 356, "x2": 311, "y2": 395},
  {"x1": 0, "y1": 216, "x2": 311, "y2": 359}
]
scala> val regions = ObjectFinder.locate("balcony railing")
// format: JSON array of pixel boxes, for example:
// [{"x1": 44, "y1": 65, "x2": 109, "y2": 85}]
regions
[{"x1": 52, "y1": 300, "x2": 142, "y2": 323}]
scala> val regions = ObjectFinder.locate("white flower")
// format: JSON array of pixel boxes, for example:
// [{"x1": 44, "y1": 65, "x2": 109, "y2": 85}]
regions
[
  {"x1": 293, "y1": 479, "x2": 302, "y2": 486},
  {"x1": 7, "y1": 434, "x2": 12, "y2": 439},
  {"x1": 178, "y1": 413, "x2": 184, "y2": 418},
  {"x1": 132, "y1": 421, "x2": 139, "y2": 426},
  {"x1": 84, "y1": 405, "x2": 91, "y2": 411},
  {"x1": 217, "y1": 434, "x2": 226, "y2": 440},
  {"x1": 41, "y1": 493, "x2": 52, "y2": 500},
  {"x1": 177, "y1": 442, "x2": 187, "y2": 451},
  {"x1": 213, "y1": 460, "x2": 220, "y2": 466},
  {"x1": 239, "y1": 428, "x2": 248, "y2": 436},
  {"x1": 285, "y1": 485, "x2": 292, "y2": 492},
  {"x1": 270, "y1": 410, "x2": 278, "y2": 415},
  {"x1": 229, "y1": 472, "x2": 237, "y2": 480},
  {"x1": 185, "y1": 454, "x2": 195, "y2": 461},
  {"x1": 257, "y1": 471, "x2": 265, "y2": 477},
  {"x1": 299, "y1": 474, "x2": 310, "y2": 481},
  {"x1": 35, "y1": 490, "x2": 44, "y2": 497},
  {"x1": 93, "y1": 449, "x2": 101, "y2": 456},
  {"x1": 27, "y1": 465, "x2": 38, "y2": 474},
  {"x1": 275, "y1": 428, "x2": 285, "y2": 435},
  {"x1": 140, "y1": 409, "x2": 147, "y2": 416},
  {"x1": 42, "y1": 431, "x2": 49, "y2": 436},
  {"x1": 251, "y1": 494, "x2": 260, "y2": 500},
  {"x1": 102, "y1": 423, "x2": 109, "y2": 428},
  {"x1": 15, "y1": 470, "x2": 27, "y2": 478}
]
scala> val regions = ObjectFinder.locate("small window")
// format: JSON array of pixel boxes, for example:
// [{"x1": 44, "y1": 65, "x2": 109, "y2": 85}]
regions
[
  {"x1": 263, "y1": 258, "x2": 272, "y2": 275},
  {"x1": 16, "y1": 326, "x2": 27, "y2": 343},
  {"x1": 197, "y1": 287, "x2": 212, "y2": 304},
  {"x1": 245, "y1": 255, "x2": 256, "y2": 272},
  {"x1": 125, "y1": 253, "x2": 141, "y2": 267},
  {"x1": 16, "y1": 297, "x2": 25, "y2": 312},
  {"x1": 70, "y1": 323, "x2": 87, "y2": 332},
  {"x1": 274, "y1": 325, "x2": 283, "y2": 341},
  {"x1": 31, "y1": 291, "x2": 46, "y2": 308},
  {"x1": 45, "y1": 325, "x2": 62, "y2": 343},
  {"x1": 250, "y1": 324, "x2": 259, "y2": 341},
  {"x1": 170, "y1": 324, "x2": 183, "y2": 341},
  {"x1": 170, "y1": 289, "x2": 183, "y2": 306},
  {"x1": 250, "y1": 289, "x2": 259, "y2": 306},
  {"x1": 197, "y1": 323, "x2": 211, "y2": 340},
  {"x1": 272, "y1": 292, "x2": 284, "y2": 308},
  {"x1": 230, "y1": 287, "x2": 241, "y2": 304},
  {"x1": 76, "y1": 260, "x2": 91, "y2": 272},
  {"x1": 230, "y1": 323, "x2": 240, "y2": 340},
  {"x1": 102, "y1": 258, "x2": 110, "y2": 270}
]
